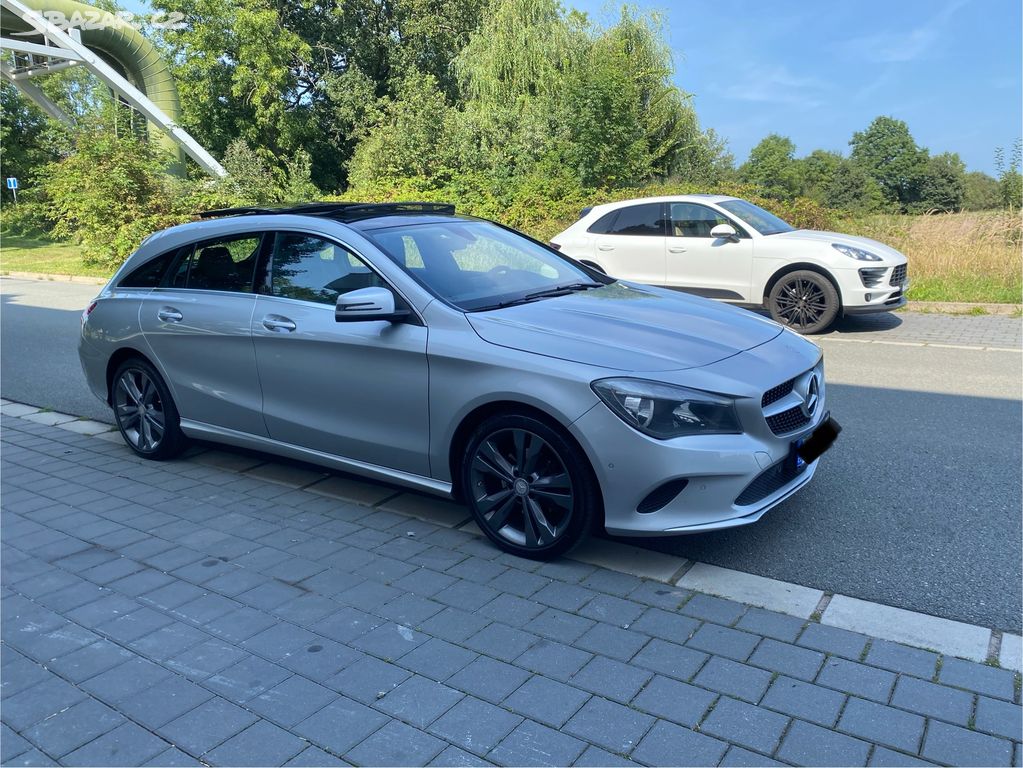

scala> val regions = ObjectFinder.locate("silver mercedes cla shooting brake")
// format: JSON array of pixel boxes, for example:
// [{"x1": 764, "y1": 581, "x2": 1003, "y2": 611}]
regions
[{"x1": 79, "y1": 202, "x2": 840, "y2": 559}]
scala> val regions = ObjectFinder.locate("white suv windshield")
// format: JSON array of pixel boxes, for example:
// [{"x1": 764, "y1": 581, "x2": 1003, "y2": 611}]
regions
[
  {"x1": 367, "y1": 220, "x2": 604, "y2": 311},
  {"x1": 718, "y1": 199, "x2": 795, "y2": 236}
]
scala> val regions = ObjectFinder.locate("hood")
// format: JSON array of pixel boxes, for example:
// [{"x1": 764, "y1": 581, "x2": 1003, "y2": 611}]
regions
[
  {"x1": 466, "y1": 282, "x2": 782, "y2": 372},
  {"x1": 772, "y1": 229, "x2": 906, "y2": 259}
]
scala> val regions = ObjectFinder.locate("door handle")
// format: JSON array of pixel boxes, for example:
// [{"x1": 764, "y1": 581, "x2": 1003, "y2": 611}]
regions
[
  {"x1": 157, "y1": 307, "x2": 183, "y2": 323},
  {"x1": 668, "y1": 246, "x2": 687, "y2": 253},
  {"x1": 261, "y1": 315, "x2": 296, "y2": 332},
  {"x1": 597, "y1": 244, "x2": 615, "y2": 251}
]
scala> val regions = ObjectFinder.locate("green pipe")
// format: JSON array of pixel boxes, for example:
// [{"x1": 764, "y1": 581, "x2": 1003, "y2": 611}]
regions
[{"x1": 1, "y1": 0, "x2": 186, "y2": 173}]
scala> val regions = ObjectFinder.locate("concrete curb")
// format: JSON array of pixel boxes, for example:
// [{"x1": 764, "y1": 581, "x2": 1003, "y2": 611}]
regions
[
  {"x1": 676, "y1": 562, "x2": 823, "y2": 619},
  {"x1": 822, "y1": 595, "x2": 991, "y2": 662},
  {"x1": 906, "y1": 300, "x2": 1021, "y2": 316},
  {"x1": 0, "y1": 271, "x2": 108, "y2": 285},
  {"x1": 2, "y1": 398, "x2": 1019, "y2": 672},
  {"x1": 818, "y1": 336, "x2": 1021, "y2": 353}
]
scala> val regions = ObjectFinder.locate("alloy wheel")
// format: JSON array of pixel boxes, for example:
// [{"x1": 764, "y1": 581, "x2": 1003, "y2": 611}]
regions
[
  {"x1": 469, "y1": 428, "x2": 574, "y2": 549},
  {"x1": 114, "y1": 368, "x2": 166, "y2": 452},
  {"x1": 774, "y1": 277, "x2": 827, "y2": 330}
]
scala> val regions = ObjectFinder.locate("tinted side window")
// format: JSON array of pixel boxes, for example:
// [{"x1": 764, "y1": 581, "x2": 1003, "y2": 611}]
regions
[
  {"x1": 181, "y1": 234, "x2": 263, "y2": 292},
  {"x1": 607, "y1": 204, "x2": 665, "y2": 236},
  {"x1": 119, "y1": 247, "x2": 181, "y2": 287},
  {"x1": 587, "y1": 210, "x2": 618, "y2": 234},
  {"x1": 670, "y1": 203, "x2": 745, "y2": 238},
  {"x1": 272, "y1": 234, "x2": 385, "y2": 305}
]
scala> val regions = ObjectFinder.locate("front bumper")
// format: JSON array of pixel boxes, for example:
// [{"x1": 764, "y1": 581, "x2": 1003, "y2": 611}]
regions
[
  {"x1": 843, "y1": 295, "x2": 906, "y2": 315},
  {"x1": 570, "y1": 353, "x2": 829, "y2": 536},
  {"x1": 835, "y1": 262, "x2": 909, "y2": 314}
]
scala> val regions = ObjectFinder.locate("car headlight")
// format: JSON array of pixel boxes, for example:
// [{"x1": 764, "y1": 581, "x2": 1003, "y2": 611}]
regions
[
  {"x1": 591, "y1": 378, "x2": 741, "y2": 439},
  {"x1": 832, "y1": 243, "x2": 882, "y2": 261}
]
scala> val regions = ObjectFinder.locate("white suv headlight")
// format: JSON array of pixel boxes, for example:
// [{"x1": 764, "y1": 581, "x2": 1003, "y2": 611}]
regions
[
  {"x1": 591, "y1": 378, "x2": 741, "y2": 439},
  {"x1": 832, "y1": 243, "x2": 882, "y2": 261}
]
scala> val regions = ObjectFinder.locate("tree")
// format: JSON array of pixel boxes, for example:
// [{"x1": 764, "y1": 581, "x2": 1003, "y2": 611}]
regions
[
  {"x1": 797, "y1": 149, "x2": 843, "y2": 203},
  {"x1": 152, "y1": 0, "x2": 488, "y2": 191},
  {"x1": 995, "y1": 140, "x2": 1022, "y2": 209},
  {"x1": 347, "y1": 0, "x2": 713, "y2": 195},
  {"x1": 962, "y1": 171, "x2": 1002, "y2": 211},
  {"x1": 740, "y1": 134, "x2": 799, "y2": 199},
  {"x1": 915, "y1": 152, "x2": 965, "y2": 212},
  {"x1": 849, "y1": 116, "x2": 928, "y2": 211},
  {"x1": 347, "y1": 73, "x2": 457, "y2": 188},
  {"x1": 825, "y1": 160, "x2": 884, "y2": 213},
  {"x1": 0, "y1": 82, "x2": 56, "y2": 186}
]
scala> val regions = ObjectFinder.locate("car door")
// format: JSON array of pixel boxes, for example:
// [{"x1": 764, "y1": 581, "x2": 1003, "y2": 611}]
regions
[
  {"x1": 589, "y1": 202, "x2": 667, "y2": 285},
  {"x1": 138, "y1": 232, "x2": 268, "y2": 436},
  {"x1": 665, "y1": 202, "x2": 755, "y2": 302},
  {"x1": 251, "y1": 231, "x2": 430, "y2": 476}
]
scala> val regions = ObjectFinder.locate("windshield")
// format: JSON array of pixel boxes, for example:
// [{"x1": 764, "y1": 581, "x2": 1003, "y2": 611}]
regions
[
  {"x1": 366, "y1": 220, "x2": 606, "y2": 311},
  {"x1": 717, "y1": 199, "x2": 795, "y2": 236}
]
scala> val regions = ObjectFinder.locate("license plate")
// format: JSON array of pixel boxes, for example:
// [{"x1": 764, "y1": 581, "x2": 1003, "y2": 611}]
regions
[{"x1": 794, "y1": 414, "x2": 842, "y2": 465}]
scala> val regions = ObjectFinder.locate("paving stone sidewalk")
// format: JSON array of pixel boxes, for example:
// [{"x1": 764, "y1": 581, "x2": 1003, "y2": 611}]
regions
[
  {"x1": 2, "y1": 415, "x2": 1021, "y2": 767},
  {"x1": 822, "y1": 311, "x2": 1022, "y2": 349}
]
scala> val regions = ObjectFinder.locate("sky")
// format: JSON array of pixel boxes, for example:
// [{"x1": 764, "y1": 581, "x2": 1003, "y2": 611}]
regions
[{"x1": 570, "y1": 0, "x2": 1022, "y2": 174}]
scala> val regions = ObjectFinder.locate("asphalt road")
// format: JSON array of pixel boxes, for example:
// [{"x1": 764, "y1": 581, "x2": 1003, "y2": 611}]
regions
[
  {"x1": 1, "y1": 278, "x2": 112, "y2": 423},
  {"x1": 2, "y1": 277, "x2": 1021, "y2": 631}
]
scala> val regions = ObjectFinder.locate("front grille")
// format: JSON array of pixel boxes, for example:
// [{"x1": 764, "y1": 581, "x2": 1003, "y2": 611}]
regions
[
  {"x1": 859, "y1": 267, "x2": 886, "y2": 288},
  {"x1": 735, "y1": 458, "x2": 808, "y2": 506},
  {"x1": 761, "y1": 379, "x2": 794, "y2": 408},
  {"x1": 766, "y1": 406, "x2": 811, "y2": 435},
  {"x1": 890, "y1": 264, "x2": 907, "y2": 286}
]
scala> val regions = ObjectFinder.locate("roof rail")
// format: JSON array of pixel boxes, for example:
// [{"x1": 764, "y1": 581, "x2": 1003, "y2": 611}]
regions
[{"x1": 197, "y1": 201, "x2": 456, "y2": 220}]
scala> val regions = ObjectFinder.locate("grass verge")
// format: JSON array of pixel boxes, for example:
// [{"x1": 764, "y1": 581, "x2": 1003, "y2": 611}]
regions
[{"x1": 0, "y1": 233, "x2": 111, "y2": 278}]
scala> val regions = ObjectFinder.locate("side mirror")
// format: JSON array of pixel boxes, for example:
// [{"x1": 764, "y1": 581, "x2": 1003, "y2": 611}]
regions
[
  {"x1": 711, "y1": 224, "x2": 738, "y2": 241},
  {"x1": 335, "y1": 286, "x2": 409, "y2": 323}
]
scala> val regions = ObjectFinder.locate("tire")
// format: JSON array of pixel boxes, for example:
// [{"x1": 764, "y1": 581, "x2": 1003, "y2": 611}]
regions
[
  {"x1": 461, "y1": 413, "x2": 598, "y2": 560},
  {"x1": 111, "y1": 357, "x2": 188, "y2": 460},
  {"x1": 767, "y1": 270, "x2": 840, "y2": 334}
]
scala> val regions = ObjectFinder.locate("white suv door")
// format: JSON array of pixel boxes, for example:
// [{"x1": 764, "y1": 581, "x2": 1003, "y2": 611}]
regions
[
  {"x1": 588, "y1": 202, "x2": 666, "y2": 285},
  {"x1": 665, "y1": 202, "x2": 755, "y2": 302}
]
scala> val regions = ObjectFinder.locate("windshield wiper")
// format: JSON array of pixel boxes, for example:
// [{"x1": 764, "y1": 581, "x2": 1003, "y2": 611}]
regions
[
  {"x1": 522, "y1": 282, "x2": 605, "y2": 301},
  {"x1": 470, "y1": 282, "x2": 605, "y2": 312}
]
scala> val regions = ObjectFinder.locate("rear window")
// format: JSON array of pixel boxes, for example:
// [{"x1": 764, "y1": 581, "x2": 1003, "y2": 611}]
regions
[
  {"x1": 119, "y1": 248, "x2": 182, "y2": 287},
  {"x1": 602, "y1": 204, "x2": 665, "y2": 236}
]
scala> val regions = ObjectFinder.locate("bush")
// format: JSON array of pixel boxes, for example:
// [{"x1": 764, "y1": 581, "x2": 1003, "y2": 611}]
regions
[
  {"x1": 0, "y1": 198, "x2": 52, "y2": 238},
  {"x1": 36, "y1": 127, "x2": 188, "y2": 268}
]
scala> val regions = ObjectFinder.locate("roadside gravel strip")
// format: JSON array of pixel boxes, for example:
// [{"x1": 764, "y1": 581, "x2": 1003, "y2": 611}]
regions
[{"x1": 3, "y1": 398, "x2": 1019, "y2": 672}]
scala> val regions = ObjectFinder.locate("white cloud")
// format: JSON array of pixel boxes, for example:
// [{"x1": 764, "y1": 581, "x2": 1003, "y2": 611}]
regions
[
  {"x1": 717, "y1": 66, "x2": 829, "y2": 109},
  {"x1": 841, "y1": 0, "x2": 968, "y2": 63}
]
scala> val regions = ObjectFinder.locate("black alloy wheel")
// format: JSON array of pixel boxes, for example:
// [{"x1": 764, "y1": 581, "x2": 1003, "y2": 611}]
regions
[{"x1": 462, "y1": 414, "x2": 597, "y2": 559}]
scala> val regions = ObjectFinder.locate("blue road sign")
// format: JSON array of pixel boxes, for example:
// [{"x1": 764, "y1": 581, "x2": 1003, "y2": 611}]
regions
[{"x1": 5, "y1": 178, "x2": 17, "y2": 190}]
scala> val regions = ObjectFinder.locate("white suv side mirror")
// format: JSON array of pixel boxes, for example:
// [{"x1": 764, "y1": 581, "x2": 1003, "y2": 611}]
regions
[{"x1": 710, "y1": 224, "x2": 738, "y2": 241}]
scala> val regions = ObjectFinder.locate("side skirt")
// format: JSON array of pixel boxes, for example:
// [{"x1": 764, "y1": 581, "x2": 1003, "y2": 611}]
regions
[{"x1": 179, "y1": 419, "x2": 453, "y2": 498}]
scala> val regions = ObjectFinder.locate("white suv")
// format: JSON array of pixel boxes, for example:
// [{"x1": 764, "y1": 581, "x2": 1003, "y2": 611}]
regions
[{"x1": 550, "y1": 195, "x2": 909, "y2": 333}]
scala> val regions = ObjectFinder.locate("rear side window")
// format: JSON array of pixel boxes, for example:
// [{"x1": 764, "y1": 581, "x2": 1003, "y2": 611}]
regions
[
  {"x1": 604, "y1": 204, "x2": 665, "y2": 236},
  {"x1": 172, "y1": 234, "x2": 264, "y2": 293},
  {"x1": 587, "y1": 210, "x2": 619, "y2": 234},
  {"x1": 271, "y1": 233, "x2": 385, "y2": 305},
  {"x1": 119, "y1": 248, "x2": 180, "y2": 287}
]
